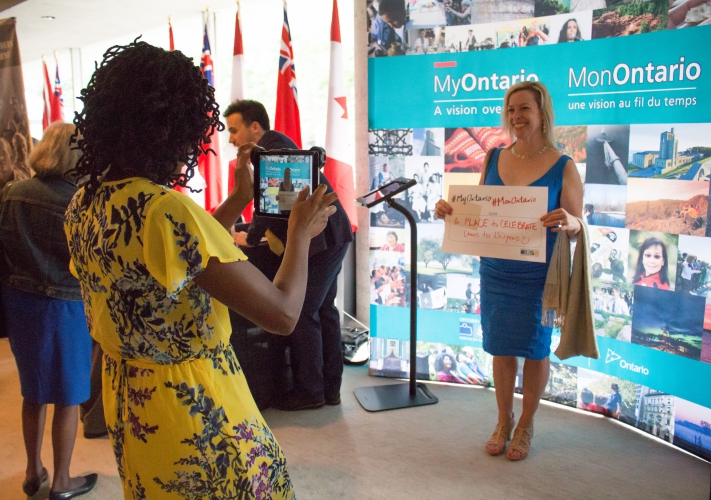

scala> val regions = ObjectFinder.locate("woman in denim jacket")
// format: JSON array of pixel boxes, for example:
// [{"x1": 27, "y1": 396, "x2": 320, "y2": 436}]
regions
[{"x1": 0, "y1": 122, "x2": 96, "y2": 499}]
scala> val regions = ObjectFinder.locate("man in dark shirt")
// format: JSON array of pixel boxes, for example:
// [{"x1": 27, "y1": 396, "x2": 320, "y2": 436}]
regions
[{"x1": 225, "y1": 100, "x2": 353, "y2": 411}]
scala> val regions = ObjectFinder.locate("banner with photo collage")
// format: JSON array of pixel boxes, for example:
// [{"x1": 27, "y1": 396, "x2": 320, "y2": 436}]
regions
[{"x1": 366, "y1": 0, "x2": 711, "y2": 460}]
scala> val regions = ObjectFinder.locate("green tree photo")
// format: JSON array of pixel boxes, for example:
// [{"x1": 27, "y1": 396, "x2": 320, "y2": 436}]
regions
[
  {"x1": 535, "y1": 0, "x2": 569, "y2": 16},
  {"x1": 431, "y1": 246, "x2": 455, "y2": 271},
  {"x1": 418, "y1": 238, "x2": 440, "y2": 268}
]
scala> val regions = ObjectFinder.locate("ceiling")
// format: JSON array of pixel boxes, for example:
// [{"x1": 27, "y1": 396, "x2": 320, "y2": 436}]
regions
[
  {"x1": 1, "y1": 0, "x2": 241, "y2": 64},
  {"x1": 0, "y1": 0, "x2": 25, "y2": 11}
]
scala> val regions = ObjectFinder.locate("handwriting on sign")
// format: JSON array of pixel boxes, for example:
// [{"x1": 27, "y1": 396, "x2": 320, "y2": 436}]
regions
[
  {"x1": 443, "y1": 184, "x2": 547, "y2": 262},
  {"x1": 491, "y1": 196, "x2": 537, "y2": 207},
  {"x1": 454, "y1": 217, "x2": 488, "y2": 228},
  {"x1": 451, "y1": 216, "x2": 539, "y2": 247}
]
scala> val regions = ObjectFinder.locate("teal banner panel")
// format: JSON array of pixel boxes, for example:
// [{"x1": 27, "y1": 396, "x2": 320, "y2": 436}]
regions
[
  {"x1": 552, "y1": 335, "x2": 711, "y2": 409},
  {"x1": 371, "y1": 304, "x2": 482, "y2": 347},
  {"x1": 369, "y1": 26, "x2": 711, "y2": 129},
  {"x1": 372, "y1": 305, "x2": 711, "y2": 409}
]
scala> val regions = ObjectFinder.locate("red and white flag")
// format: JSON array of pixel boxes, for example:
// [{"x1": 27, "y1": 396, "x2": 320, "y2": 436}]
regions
[
  {"x1": 231, "y1": 5, "x2": 245, "y2": 102},
  {"x1": 274, "y1": 4, "x2": 301, "y2": 148},
  {"x1": 228, "y1": 3, "x2": 254, "y2": 222},
  {"x1": 168, "y1": 17, "x2": 175, "y2": 51},
  {"x1": 42, "y1": 59, "x2": 53, "y2": 131},
  {"x1": 51, "y1": 56, "x2": 64, "y2": 123},
  {"x1": 324, "y1": 0, "x2": 357, "y2": 231},
  {"x1": 198, "y1": 18, "x2": 223, "y2": 212}
]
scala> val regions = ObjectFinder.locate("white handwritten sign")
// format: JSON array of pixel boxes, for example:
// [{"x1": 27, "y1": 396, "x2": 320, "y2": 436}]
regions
[
  {"x1": 442, "y1": 185, "x2": 548, "y2": 263},
  {"x1": 278, "y1": 191, "x2": 298, "y2": 212}
]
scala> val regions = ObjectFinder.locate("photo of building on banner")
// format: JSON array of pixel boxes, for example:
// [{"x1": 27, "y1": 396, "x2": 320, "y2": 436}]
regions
[{"x1": 365, "y1": 0, "x2": 711, "y2": 461}]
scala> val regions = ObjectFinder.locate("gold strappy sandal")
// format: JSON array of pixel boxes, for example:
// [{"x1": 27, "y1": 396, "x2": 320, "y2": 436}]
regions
[
  {"x1": 485, "y1": 413, "x2": 515, "y2": 456},
  {"x1": 507, "y1": 425, "x2": 534, "y2": 461}
]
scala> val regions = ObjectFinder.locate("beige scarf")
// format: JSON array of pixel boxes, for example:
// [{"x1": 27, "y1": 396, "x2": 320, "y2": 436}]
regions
[{"x1": 542, "y1": 218, "x2": 599, "y2": 360}]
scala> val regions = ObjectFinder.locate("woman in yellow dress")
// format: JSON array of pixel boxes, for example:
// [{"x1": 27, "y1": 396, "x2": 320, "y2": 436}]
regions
[{"x1": 64, "y1": 40, "x2": 337, "y2": 499}]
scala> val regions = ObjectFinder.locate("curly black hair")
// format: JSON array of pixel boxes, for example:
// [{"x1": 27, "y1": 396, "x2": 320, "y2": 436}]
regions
[
  {"x1": 434, "y1": 353, "x2": 457, "y2": 373},
  {"x1": 71, "y1": 39, "x2": 223, "y2": 198}
]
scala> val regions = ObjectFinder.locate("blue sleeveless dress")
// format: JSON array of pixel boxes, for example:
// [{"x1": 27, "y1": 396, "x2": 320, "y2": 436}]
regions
[{"x1": 479, "y1": 148, "x2": 569, "y2": 360}]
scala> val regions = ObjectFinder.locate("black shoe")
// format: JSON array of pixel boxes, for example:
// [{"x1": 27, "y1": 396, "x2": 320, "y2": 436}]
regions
[
  {"x1": 49, "y1": 473, "x2": 98, "y2": 500},
  {"x1": 325, "y1": 394, "x2": 341, "y2": 406},
  {"x1": 22, "y1": 467, "x2": 49, "y2": 497},
  {"x1": 83, "y1": 430, "x2": 109, "y2": 440},
  {"x1": 272, "y1": 392, "x2": 325, "y2": 411}
]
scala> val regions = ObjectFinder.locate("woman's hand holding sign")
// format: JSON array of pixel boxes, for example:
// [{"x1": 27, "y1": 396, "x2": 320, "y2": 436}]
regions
[
  {"x1": 540, "y1": 207, "x2": 581, "y2": 234},
  {"x1": 434, "y1": 199, "x2": 453, "y2": 220}
]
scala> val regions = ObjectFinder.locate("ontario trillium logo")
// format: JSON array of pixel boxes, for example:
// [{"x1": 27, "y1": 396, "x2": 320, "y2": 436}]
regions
[
  {"x1": 606, "y1": 348, "x2": 622, "y2": 364},
  {"x1": 605, "y1": 348, "x2": 649, "y2": 375}
]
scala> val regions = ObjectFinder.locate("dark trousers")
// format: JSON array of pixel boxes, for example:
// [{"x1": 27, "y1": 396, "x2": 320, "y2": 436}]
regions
[{"x1": 288, "y1": 242, "x2": 349, "y2": 400}]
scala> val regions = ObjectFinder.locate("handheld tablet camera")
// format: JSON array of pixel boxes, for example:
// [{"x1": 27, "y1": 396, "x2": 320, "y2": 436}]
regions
[{"x1": 251, "y1": 146, "x2": 325, "y2": 219}]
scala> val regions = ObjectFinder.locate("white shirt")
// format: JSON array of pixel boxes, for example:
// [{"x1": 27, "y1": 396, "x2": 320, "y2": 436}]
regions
[
  {"x1": 607, "y1": 297, "x2": 629, "y2": 315},
  {"x1": 414, "y1": 37, "x2": 430, "y2": 53},
  {"x1": 681, "y1": 261, "x2": 701, "y2": 280}
]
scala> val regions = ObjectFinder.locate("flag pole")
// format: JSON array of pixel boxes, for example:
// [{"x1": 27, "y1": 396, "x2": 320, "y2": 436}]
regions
[{"x1": 41, "y1": 54, "x2": 51, "y2": 131}]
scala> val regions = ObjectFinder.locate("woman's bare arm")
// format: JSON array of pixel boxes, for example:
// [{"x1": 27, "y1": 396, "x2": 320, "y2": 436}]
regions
[
  {"x1": 195, "y1": 185, "x2": 338, "y2": 335},
  {"x1": 540, "y1": 159, "x2": 583, "y2": 236},
  {"x1": 212, "y1": 143, "x2": 255, "y2": 231}
]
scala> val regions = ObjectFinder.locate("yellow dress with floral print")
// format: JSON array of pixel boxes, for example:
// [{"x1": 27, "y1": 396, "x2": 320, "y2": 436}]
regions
[{"x1": 64, "y1": 178, "x2": 295, "y2": 500}]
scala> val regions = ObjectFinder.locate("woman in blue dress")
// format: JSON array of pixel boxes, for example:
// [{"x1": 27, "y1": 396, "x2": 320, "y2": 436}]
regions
[
  {"x1": 435, "y1": 81, "x2": 583, "y2": 460},
  {"x1": 0, "y1": 123, "x2": 97, "y2": 498}
]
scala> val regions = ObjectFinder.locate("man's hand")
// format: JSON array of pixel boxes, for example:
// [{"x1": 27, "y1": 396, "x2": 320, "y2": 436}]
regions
[
  {"x1": 233, "y1": 143, "x2": 255, "y2": 205},
  {"x1": 233, "y1": 231, "x2": 250, "y2": 247}
]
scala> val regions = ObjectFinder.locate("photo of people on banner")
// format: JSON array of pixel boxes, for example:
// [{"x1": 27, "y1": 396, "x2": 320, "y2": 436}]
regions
[
  {"x1": 370, "y1": 250, "x2": 408, "y2": 308},
  {"x1": 446, "y1": 258, "x2": 481, "y2": 314},
  {"x1": 368, "y1": 155, "x2": 407, "y2": 228},
  {"x1": 0, "y1": 19, "x2": 33, "y2": 191},
  {"x1": 427, "y1": 344, "x2": 489, "y2": 385},
  {"x1": 369, "y1": 339, "x2": 491, "y2": 388},
  {"x1": 404, "y1": 157, "x2": 443, "y2": 223},
  {"x1": 365, "y1": 0, "x2": 711, "y2": 462}
]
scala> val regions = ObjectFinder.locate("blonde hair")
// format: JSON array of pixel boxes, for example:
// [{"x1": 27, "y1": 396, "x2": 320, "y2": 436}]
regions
[
  {"x1": 29, "y1": 122, "x2": 79, "y2": 177},
  {"x1": 501, "y1": 81, "x2": 556, "y2": 147}
]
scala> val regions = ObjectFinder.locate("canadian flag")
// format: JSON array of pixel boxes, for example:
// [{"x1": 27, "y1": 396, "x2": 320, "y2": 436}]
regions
[
  {"x1": 42, "y1": 59, "x2": 53, "y2": 131},
  {"x1": 228, "y1": 5, "x2": 254, "y2": 222},
  {"x1": 324, "y1": 0, "x2": 358, "y2": 231}
]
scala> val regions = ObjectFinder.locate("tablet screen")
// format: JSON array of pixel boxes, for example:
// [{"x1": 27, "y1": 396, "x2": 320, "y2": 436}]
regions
[
  {"x1": 355, "y1": 178, "x2": 415, "y2": 208},
  {"x1": 258, "y1": 154, "x2": 313, "y2": 215}
]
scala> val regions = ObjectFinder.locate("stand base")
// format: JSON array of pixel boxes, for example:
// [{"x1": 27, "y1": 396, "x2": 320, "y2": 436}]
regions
[{"x1": 354, "y1": 383, "x2": 438, "y2": 412}]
